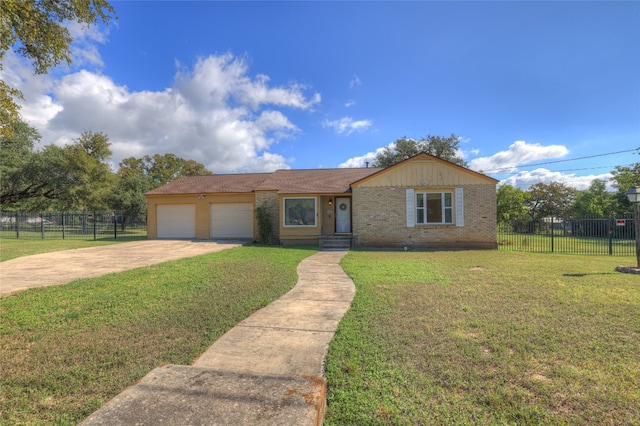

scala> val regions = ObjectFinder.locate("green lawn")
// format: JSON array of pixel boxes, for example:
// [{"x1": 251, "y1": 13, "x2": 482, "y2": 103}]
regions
[
  {"x1": 0, "y1": 237, "x2": 147, "y2": 262},
  {"x1": 325, "y1": 250, "x2": 639, "y2": 425},
  {"x1": 2, "y1": 246, "x2": 638, "y2": 425},
  {"x1": 0, "y1": 246, "x2": 316, "y2": 425}
]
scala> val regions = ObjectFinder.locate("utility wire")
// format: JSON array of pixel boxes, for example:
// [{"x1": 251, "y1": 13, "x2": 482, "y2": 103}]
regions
[
  {"x1": 498, "y1": 163, "x2": 635, "y2": 176},
  {"x1": 482, "y1": 147, "x2": 639, "y2": 173}
]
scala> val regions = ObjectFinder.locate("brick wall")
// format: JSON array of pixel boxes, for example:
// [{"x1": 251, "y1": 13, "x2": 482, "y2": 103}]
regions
[{"x1": 352, "y1": 185, "x2": 497, "y2": 249}]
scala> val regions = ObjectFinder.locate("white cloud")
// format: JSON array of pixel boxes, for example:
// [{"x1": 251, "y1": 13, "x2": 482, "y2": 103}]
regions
[
  {"x1": 500, "y1": 168, "x2": 613, "y2": 190},
  {"x1": 323, "y1": 117, "x2": 372, "y2": 135},
  {"x1": 7, "y1": 52, "x2": 320, "y2": 173},
  {"x1": 338, "y1": 145, "x2": 390, "y2": 168},
  {"x1": 469, "y1": 140, "x2": 569, "y2": 173},
  {"x1": 65, "y1": 21, "x2": 109, "y2": 67},
  {"x1": 345, "y1": 100, "x2": 356, "y2": 108},
  {"x1": 349, "y1": 76, "x2": 362, "y2": 89}
]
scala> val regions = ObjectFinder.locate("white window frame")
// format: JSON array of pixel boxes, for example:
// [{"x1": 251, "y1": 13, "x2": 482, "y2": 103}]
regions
[
  {"x1": 283, "y1": 197, "x2": 317, "y2": 227},
  {"x1": 415, "y1": 191, "x2": 453, "y2": 225}
]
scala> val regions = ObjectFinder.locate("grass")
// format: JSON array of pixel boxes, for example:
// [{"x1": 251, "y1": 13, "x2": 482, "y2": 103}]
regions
[
  {"x1": 0, "y1": 245, "x2": 316, "y2": 425},
  {"x1": 325, "y1": 250, "x2": 639, "y2": 425},
  {"x1": 0, "y1": 236, "x2": 147, "y2": 262}
]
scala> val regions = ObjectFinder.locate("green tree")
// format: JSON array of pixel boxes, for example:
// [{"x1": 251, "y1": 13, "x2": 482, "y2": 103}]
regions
[
  {"x1": 126, "y1": 153, "x2": 212, "y2": 186},
  {"x1": 108, "y1": 167, "x2": 153, "y2": 230},
  {"x1": 0, "y1": 120, "x2": 41, "y2": 204},
  {"x1": 373, "y1": 134, "x2": 468, "y2": 168},
  {"x1": 610, "y1": 163, "x2": 640, "y2": 215},
  {"x1": 525, "y1": 182, "x2": 576, "y2": 221},
  {"x1": 55, "y1": 131, "x2": 115, "y2": 211},
  {"x1": 0, "y1": 0, "x2": 116, "y2": 138},
  {"x1": 496, "y1": 184, "x2": 530, "y2": 221},
  {"x1": 0, "y1": 120, "x2": 67, "y2": 208},
  {"x1": 571, "y1": 179, "x2": 617, "y2": 217}
]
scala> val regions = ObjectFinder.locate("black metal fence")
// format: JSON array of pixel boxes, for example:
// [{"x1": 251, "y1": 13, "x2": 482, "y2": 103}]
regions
[
  {"x1": 498, "y1": 214, "x2": 635, "y2": 256},
  {"x1": 0, "y1": 211, "x2": 147, "y2": 240}
]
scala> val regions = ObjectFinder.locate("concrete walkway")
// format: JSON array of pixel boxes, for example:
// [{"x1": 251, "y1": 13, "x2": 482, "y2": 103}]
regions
[
  {"x1": 80, "y1": 251, "x2": 354, "y2": 426},
  {"x1": 0, "y1": 240, "x2": 242, "y2": 297}
]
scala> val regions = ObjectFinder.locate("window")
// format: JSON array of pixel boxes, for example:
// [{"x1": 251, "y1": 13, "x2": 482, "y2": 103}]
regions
[
  {"x1": 284, "y1": 197, "x2": 316, "y2": 226},
  {"x1": 415, "y1": 192, "x2": 453, "y2": 224}
]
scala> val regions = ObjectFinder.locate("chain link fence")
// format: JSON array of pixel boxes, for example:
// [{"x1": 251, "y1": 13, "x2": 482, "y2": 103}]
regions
[
  {"x1": 498, "y1": 214, "x2": 635, "y2": 256},
  {"x1": 0, "y1": 211, "x2": 146, "y2": 240}
]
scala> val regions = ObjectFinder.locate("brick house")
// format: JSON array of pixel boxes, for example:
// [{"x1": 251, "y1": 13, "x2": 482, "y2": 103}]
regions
[{"x1": 146, "y1": 153, "x2": 499, "y2": 249}]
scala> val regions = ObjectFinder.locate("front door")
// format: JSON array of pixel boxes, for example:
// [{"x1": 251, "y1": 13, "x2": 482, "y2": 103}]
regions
[{"x1": 335, "y1": 197, "x2": 351, "y2": 233}]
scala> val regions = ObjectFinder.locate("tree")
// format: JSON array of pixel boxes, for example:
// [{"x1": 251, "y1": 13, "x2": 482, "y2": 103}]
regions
[
  {"x1": 56, "y1": 131, "x2": 115, "y2": 211},
  {"x1": 496, "y1": 184, "x2": 529, "y2": 221},
  {"x1": 610, "y1": 163, "x2": 640, "y2": 215},
  {"x1": 373, "y1": 134, "x2": 468, "y2": 168},
  {"x1": 571, "y1": 179, "x2": 617, "y2": 217},
  {"x1": 525, "y1": 182, "x2": 576, "y2": 221},
  {"x1": 0, "y1": 0, "x2": 116, "y2": 138},
  {"x1": 0, "y1": 120, "x2": 63, "y2": 207},
  {"x1": 108, "y1": 167, "x2": 153, "y2": 230},
  {"x1": 0, "y1": 120, "x2": 41, "y2": 200},
  {"x1": 119, "y1": 153, "x2": 213, "y2": 187}
]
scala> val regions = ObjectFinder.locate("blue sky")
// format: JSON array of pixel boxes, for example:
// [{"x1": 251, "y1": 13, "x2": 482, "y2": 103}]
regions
[{"x1": 3, "y1": 1, "x2": 639, "y2": 189}]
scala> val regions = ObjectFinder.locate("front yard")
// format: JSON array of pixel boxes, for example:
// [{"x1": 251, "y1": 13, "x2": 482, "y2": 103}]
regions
[
  {"x1": 1, "y1": 245, "x2": 637, "y2": 425},
  {"x1": 326, "y1": 250, "x2": 639, "y2": 425},
  {"x1": 0, "y1": 246, "x2": 315, "y2": 425}
]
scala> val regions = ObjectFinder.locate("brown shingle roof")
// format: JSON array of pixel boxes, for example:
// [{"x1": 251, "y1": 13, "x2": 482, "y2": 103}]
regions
[
  {"x1": 145, "y1": 167, "x2": 382, "y2": 196},
  {"x1": 145, "y1": 173, "x2": 271, "y2": 195},
  {"x1": 257, "y1": 168, "x2": 383, "y2": 194}
]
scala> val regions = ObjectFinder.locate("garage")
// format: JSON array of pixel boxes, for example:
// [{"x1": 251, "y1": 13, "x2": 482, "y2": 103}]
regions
[
  {"x1": 157, "y1": 204, "x2": 196, "y2": 238},
  {"x1": 211, "y1": 203, "x2": 254, "y2": 239}
]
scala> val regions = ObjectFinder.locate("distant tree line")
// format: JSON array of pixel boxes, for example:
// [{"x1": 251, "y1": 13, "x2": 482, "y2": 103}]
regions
[
  {"x1": 497, "y1": 164, "x2": 640, "y2": 223},
  {"x1": 0, "y1": 120, "x2": 212, "y2": 220}
]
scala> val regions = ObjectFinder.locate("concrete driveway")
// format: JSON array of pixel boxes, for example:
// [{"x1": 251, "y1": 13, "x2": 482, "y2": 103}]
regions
[{"x1": 0, "y1": 240, "x2": 242, "y2": 297}]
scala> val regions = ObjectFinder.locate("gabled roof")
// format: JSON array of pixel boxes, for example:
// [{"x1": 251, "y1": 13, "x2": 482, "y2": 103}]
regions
[
  {"x1": 145, "y1": 167, "x2": 382, "y2": 196},
  {"x1": 146, "y1": 153, "x2": 497, "y2": 197},
  {"x1": 351, "y1": 152, "x2": 499, "y2": 186}
]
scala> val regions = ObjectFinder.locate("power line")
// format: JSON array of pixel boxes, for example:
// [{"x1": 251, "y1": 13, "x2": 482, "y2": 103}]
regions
[
  {"x1": 482, "y1": 147, "x2": 639, "y2": 173},
  {"x1": 498, "y1": 163, "x2": 635, "y2": 176}
]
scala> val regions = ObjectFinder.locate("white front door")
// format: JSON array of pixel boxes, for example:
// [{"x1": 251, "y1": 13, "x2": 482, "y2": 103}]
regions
[{"x1": 335, "y1": 197, "x2": 351, "y2": 233}]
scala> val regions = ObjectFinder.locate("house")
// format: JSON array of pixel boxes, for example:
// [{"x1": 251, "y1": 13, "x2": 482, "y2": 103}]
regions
[{"x1": 145, "y1": 153, "x2": 499, "y2": 249}]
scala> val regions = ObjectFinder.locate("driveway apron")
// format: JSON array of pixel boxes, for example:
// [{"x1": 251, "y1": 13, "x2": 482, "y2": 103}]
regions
[
  {"x1": 0, "y1": 240, "x2": 242, "y2": 297},
  {"x1": 80, "y1": 250, "x2": 354, "y2": 426}
]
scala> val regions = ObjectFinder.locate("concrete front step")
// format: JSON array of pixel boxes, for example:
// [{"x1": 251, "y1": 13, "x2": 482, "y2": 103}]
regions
[{"x1": 319, "y1": 236, "x2": 352, "y2": 251}]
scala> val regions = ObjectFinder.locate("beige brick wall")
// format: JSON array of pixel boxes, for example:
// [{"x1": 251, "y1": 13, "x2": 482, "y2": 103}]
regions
[
  {"x1": 352, "y1": 185, "x2": 497, "y2": 249},
  {"x1": 255, "y1": 192, "x2": 280, "y2": 242}
]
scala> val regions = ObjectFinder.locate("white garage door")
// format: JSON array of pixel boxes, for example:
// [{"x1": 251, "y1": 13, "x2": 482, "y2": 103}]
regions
[
  {"x1": 157, "y1": 205, "x2": 196, "y2": 238},
  {"x1": 211, "y1": 203, "x2": 254, "y2": 239}
]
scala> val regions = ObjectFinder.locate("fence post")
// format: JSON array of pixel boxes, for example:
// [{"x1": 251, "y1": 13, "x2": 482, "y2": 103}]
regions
[
  {"x1": 62, "y1": 212, "x2": 65, "y2": 239},
  {"x1": 608, "y1": 216, "x2": 613, "y2": 256},
  {"x1": 93, "y1": 212, "x2": 97, "y2": 240},
  {"x1": 15, "y1": 211, "x2": 19, "y2": 239},
  {"x1": 40, "y1": 212, "x2": 44, "y2": 239},
  {"x1": 551, "y1": 217, "x2": 554, "y2": 253},
  {"x1": 113, "y1": 211, "x2": 117, "y2": 239}
]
